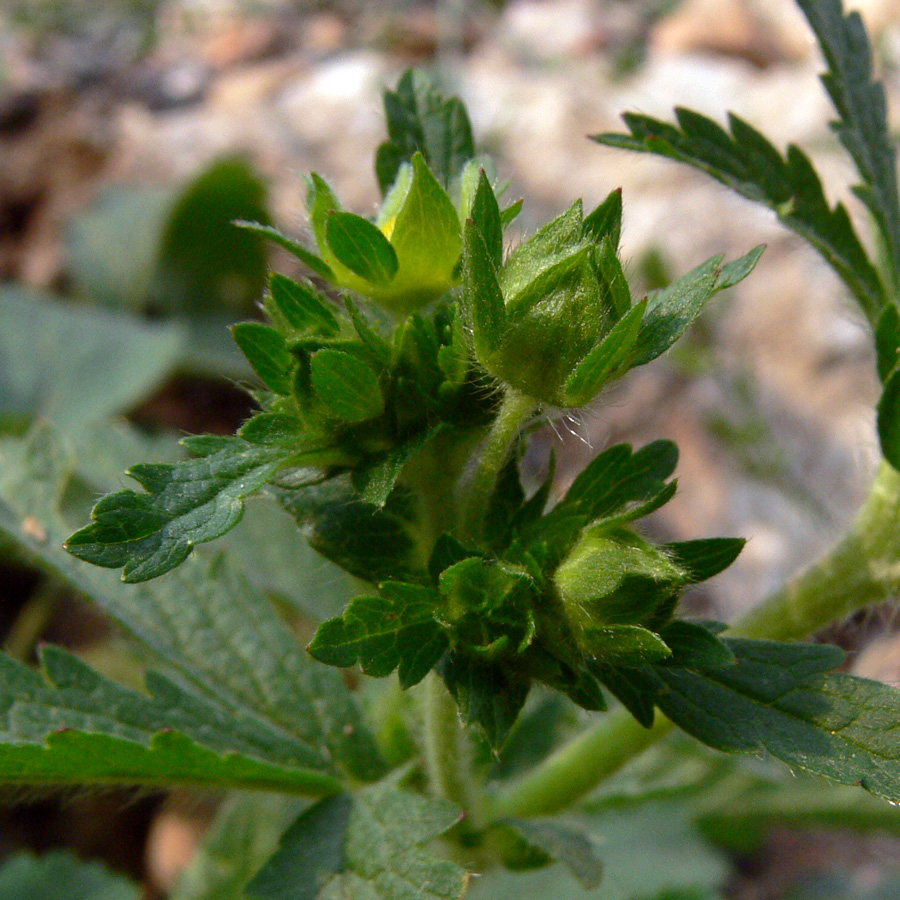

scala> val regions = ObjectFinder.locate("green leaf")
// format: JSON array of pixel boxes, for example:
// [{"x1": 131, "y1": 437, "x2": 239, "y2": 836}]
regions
[
  {"x1": 233, "y1": 221, "x2": 334, "y2": 280},
  {"x1": 268, "y1": 273, "x2": 340, "y2": 336},
  {"x1": 65, "y1": 434, "x2": 314, "y2": 582},
  {"x1": 659, "y1": 621, "x2": 735, "y2": 669},
  {"x1": 230, "y1": 322, "x2": 294, "y2": 395},
  {"x1": 376, "y1": 68, "x2": 476, "y2": 193},
  {"x1": 875, "y1": 302, "x2": 900, "y2": 382},
  {"x1": 247, "y1": 782, "x2": 468, "y2": 900},
  {"x1": 461, "y1": 218, "x2": 506, "y2": 361},
  {"x1": 470, "y1": 169, "x2": 503, "y2": 268},
  {"x1": 500, "y1": 819, "x2": 603, "y2": 890},
  {"x1": 594, "y1": 110, "x2": 886, "y2": 322},
  {"x1": 279, "y1": 479, "x2": 421, "y2": 584},
  {"x1": 632, "y1": 248, "x2": 763, "y2": 367},
  {"x1": 151, "y1": 157, "x2": 270, "y2": 314},
  {"x1": 657, "y1": 638, "x2": 900, "y2": 801},
  {"x1": 325, "y1": 212, "x2": 399, "y2": 286},
  {"x1": 310, "y1": 349, "x2": 385, "y2": 423},
  {"x1": 795, "y1": 0, "x2": 900, "y2": 291},
  {"x1": 309, "y1": 583, "x2": 448, "y2": 688},
  {"x1": 0, "y1": 425, "x2": 384, "y2": 784},
  {"x1": 0, "y1": 287, "x2": 185, "y2": 434},
  {"x1": 0, "y1": 645, "x2": 341, "y2": 793},
  {"x1": 0, "y1": 851, "x2": 139, "y2": 900}
]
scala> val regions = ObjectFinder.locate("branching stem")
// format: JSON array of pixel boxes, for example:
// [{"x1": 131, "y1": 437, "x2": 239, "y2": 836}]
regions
[{"x1": 487, "y1": 460, "x2": 900, "y2": 819}]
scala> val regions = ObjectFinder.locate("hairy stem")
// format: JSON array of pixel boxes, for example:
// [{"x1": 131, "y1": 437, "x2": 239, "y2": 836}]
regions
[
  {"x1": 423, "y1": 672, "x2": 484, "y2": 821},
  {"x1": 457, "y1": 388, "x2": 537, "y2": 542},
  {"x1": 487, "y1": 460, "x2": 900, "y2": 819}
]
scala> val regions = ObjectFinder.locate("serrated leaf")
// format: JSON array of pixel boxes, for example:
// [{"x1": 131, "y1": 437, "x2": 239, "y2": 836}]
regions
[
  {"x1": 0, "y1": 851, "x2": 139, "y2": 900},
  {"x1": 309, "y1": 583, "x2": 448, "y2": 688},
  {"x1": 0, "y1": 287, "x2": 185, "y2": 434},
  {"x1": 234, "y1": 221, "x2": 334, "y2": 280},
  {"x1": 0, "y1": 425, "x2": 383, "y2": 784},
  {"x1": 657, "y1": 638, "x2": 900, "y2": 801},
  {"x1": 501, "y1": 819, "x2": 603, "y2": 890},
  {"x1": 632, "y1": 248, "x2": 762, "y2": 367},
  {"x1": 268, "y1": 273, "x2": 340, "y2": 335},
  {"x1": 795, "y1": 0, "x2": 900, "y2": 291},
  {"x1": 310, "y1": 349, "x2": 385, "y2": 423},
  {"x1": 247, "y1": 782, "x2": 468, "y2": 900},
  {"x1": 325, "y1": 212, "x2": 399, "y2": 286},
  {"x1": 0, "y1": 646, "x2": 342, "y2": 793},
  {"x1": 376, "y1": 68, "x2": 476, "y2": 193},
  {"x1": 594, "y1": 110, "x2": 886, "y2": 322},
  {"x1": 65, "y1": 434, "x2": 316, "y2": 582},
  {"x1": 231, "y1": 322, "x2": 294, "y2": 395}
]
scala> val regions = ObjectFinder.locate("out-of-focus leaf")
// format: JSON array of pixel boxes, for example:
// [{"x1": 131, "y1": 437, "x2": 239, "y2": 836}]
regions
[{"x1": 0, "y1": 850, "x2": 138, "y2": 900}]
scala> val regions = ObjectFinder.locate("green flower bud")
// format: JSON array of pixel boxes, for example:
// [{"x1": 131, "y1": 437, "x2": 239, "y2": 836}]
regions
[
  {"x1": 308, "y1": 153, "x2": 462, "y2": 317},
  {"x1": 555, "y1": 526, "x2": 686, "y2": 640},
  {"x1": 461, "y1": 192, "x2": 648, "y2": 407}
]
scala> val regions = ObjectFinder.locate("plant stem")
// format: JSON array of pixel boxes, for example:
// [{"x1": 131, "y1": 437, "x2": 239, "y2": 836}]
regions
[
  {"x1": 423, "y1": 672, "x2": 484, "y2": 821},
  {"x1": 457, "y1": 388, "x2": 537, "y2": 542},
  {"x1": 487, "y1": 459, "x2": 900, "y2": 819}
]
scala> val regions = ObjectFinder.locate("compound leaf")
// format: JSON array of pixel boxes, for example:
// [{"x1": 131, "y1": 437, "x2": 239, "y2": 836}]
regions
[
  {"x1": 309, "y1": 583, "x2": 448, "y2": 688},
  {"x1": 0, "y1": 425, "x2": 384, "y2": 785},
  {"x1": 796, "y1": 0, "x2": 900, "y2": 291},
  {"x1": 594, "y1": 110, "x2": 887, "y2": 322},
  {"x1": 658, "y1": 638, "x2": 900, "y2": 802},
  {"x1": 65, "y1": 432, "x2": 320, "y2": 582},
  {"x1": 247, "y1": 782, "x2": 468, "y2": 900}
]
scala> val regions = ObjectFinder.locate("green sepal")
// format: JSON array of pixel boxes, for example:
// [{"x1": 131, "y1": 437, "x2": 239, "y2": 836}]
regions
[
  {"x1": 308, "y1": 583, "x2": 448, "y2": 688},
  {"x1": 595, "y1": 236, "x2": 631, "y2": 317},
  {"x1": 562, "y1": 296, "x2": 646, "y2": 406},
  {"x1": 310, "y1": 349, "x2": 384, "y2": 423},
  {"x1": 233, "y1": 220, "x2": 334, "y2": 280},
  {"x1": 230, "y1": 322, "x2": 293, "y2": 395},
  {"x1": 428, "y1": 534, "x2": 483, "y2": 585},
  {"x1": 582, "y1": 187, "x2": 623, "y2": 249},
  {"x1": 386, "y1": 153, "x2": 462, "y2": 310},
  {"x1": 500, "y1": 198, "x2": 524, "y2": 228},
  {"x1": 268, "y1": 273, "x2": 340, "y2": 336},
  {"x1": 591, "y1": 663, "x2": 658, "y2": 728},
  {"x1": 238, "y1": 412, "x2": 305, "y2": 447},
  {"x1": 659, "y1": 620, "x2": 736, "y2": 668},
  {"x1": 307, "y1": 173, "x2": 342, "y2": 255},
  {"x1": 632, "y1": 246, "x2": 763, "y2": 367},
  {"x1": 461, "y1": 218, "x2": 506, "y2": 361},
  {"x1": 661, "y1": 537, "x2": 745, "y2": 584},
  {"x1": 876, "y1": 302, "x2": 900, "y2": 382},
  {"x1": 470, "y1": 169, "x2": 503, "y2": 268},
  {"x1": 325, "y1": 211, "x2": 399, "y2": 286},
  {"x1": 578, "y1": 624, "x2": 672, "y2": 665}
]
